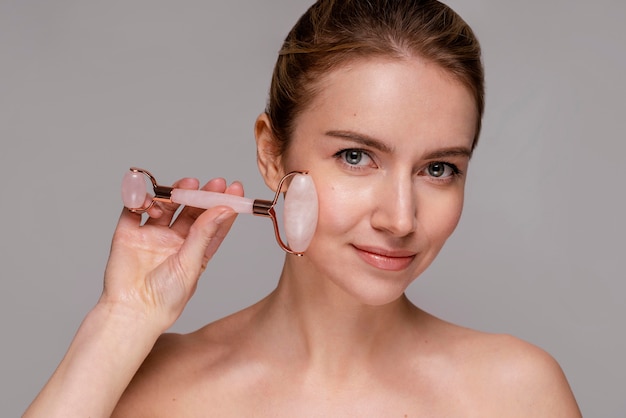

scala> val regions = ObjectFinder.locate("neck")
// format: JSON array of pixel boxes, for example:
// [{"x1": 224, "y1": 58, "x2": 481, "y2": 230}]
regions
[{"x1": 253, "y1": 255, "x2": 420, "y2": 375}]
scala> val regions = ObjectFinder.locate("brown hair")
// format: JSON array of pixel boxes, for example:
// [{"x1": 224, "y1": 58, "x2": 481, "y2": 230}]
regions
[{"x1": 266, "y1": 0, "x2": 484, "y2": 156}]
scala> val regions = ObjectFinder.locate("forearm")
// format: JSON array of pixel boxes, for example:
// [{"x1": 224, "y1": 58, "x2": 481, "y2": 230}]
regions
[{"x1": 24, "y1": 302, "x2": 164, "y2": 418}]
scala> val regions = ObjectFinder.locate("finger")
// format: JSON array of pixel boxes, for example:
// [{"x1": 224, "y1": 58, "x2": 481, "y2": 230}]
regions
[
  {"x1": 144, "y1": 177, "x2": 200, "y2": 227},
  {"x1": 144, "y1": 197, "x2": 163, "y2": 219},
  {"x1": 201, "y1": 181, "x2": 243, "y2": 258},
  {"x1": 168, "y1": 177, "x2": 228, "y2": 236},
  {"x1": 109, "y1": 207, "x2": 144, "y2": 250},
  {"x1": 115, "y1": 206, "x2": 143, "y2": 230},
  {"x1": 171, "y1": 181, "x2": 244, "y2": 283},
  {"x1": 224, "y1": 180, "x2": 245, "y2": 199},
  {"x1": 176, "y1": 206, "x2": 237, "y2": 283}
]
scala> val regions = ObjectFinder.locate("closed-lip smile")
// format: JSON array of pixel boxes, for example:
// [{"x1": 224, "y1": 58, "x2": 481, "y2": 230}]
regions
[{"x1": 352, "y1": 244, "x2": 416, "y2": 271}]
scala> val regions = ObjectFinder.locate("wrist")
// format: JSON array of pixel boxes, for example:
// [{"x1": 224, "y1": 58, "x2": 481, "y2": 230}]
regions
[
  {"x1": 90, "y1": 300, "x2": 166, "y2": 341},
  {"x1": 24, "y1": 300, "x2": 166, "y2": 418}
]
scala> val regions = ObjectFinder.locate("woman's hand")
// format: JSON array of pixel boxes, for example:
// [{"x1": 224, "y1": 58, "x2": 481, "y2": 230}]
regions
[
  {"x1": 101, "y1": 176, "x2": 243, "y2": 330},
  {"x1": 24, "y1": 176, "x2": 242, "y2": 418}
]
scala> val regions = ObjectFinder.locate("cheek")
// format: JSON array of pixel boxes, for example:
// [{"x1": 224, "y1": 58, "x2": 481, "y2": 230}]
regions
[
  {"x1": 420, "y1": 189, "x2": 465, "y2": 242},
  {"x1": 315, "y1": 181, "x2": 371, "y2": 233}
]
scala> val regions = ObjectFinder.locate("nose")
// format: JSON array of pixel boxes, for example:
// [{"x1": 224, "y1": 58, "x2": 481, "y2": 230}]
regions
[{"x1": 370, "y1": 174, "x2": 417, "y2": 237}]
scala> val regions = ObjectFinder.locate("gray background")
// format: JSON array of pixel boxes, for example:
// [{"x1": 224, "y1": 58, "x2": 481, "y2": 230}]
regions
[{"x1": 1, "y1": 1, "x2": 624, "y2": 416}]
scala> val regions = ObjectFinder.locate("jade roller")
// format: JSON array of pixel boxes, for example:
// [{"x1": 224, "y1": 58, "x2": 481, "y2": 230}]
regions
[{"x1": 121, "y1": 167, "x2": 318, "y2": 254}]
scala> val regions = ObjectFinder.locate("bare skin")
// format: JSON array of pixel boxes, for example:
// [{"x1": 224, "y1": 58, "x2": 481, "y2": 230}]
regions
[
  {"x1": 113, "y1": 296, "x2": 578, "y2": 417},
  {"x1": 26, "y1": 56, "x2": 581, "y2": 417}
]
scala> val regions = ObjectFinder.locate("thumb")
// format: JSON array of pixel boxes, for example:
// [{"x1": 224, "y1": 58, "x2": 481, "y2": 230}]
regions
[{"x1": 178, "y1": 207, "x2": 237, "y2": 278}]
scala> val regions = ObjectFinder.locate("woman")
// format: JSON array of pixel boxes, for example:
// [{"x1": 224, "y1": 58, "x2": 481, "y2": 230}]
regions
[{"x1": 25, "y1": 0, "x2": 581, "y2": 416}]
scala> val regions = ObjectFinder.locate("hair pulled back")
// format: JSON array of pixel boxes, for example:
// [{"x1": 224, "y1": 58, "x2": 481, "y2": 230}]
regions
[{"x1": 266, "y1": 0, "x2": 484, "y2": 156}]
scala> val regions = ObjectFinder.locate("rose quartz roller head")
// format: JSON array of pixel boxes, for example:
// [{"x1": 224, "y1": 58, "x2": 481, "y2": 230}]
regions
[{"x1": 122, "y1": 167, "x2": 318, "y2": 255}]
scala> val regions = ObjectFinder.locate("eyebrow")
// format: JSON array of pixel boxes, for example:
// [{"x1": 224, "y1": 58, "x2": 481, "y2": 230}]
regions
[
  {"x1": 423, "y1": 147, "x2": 473, "y2": 160},
  {"x1": 325, "y1": 130, "x2": 394, "y2": 153},
  {"x1": 325, "y1": 129, "x2": 473, "y2": 159}
]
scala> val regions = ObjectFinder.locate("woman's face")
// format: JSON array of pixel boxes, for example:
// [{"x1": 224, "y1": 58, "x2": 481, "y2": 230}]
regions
[{"x1": 278, "y1": 57, "x2": 477, "y2": 305}]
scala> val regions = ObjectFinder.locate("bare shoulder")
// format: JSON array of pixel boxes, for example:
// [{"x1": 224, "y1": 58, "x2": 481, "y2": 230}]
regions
[
  {"x1": 110, "y1": 332, "x2": 215, "y2": 417},
  {"x1": 111, "y1": 308, "x2": 258, "y2": 417},
  {"x1": 442, "y1": 322, "x2": 582, "y2": 417},
  {"x1": 407, "y1": 310, "x2": 580, "y2": 416}
]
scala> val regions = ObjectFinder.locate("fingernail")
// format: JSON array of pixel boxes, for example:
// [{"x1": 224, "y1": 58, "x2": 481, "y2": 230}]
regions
[{"x1": 215, "y1": 210, "x2": 234, "y2": 225}]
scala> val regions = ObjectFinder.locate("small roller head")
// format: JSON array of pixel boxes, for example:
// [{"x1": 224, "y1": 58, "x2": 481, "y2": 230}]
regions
[{"x1": 121, "y1": 170, "x2": 148, "y2": 211}]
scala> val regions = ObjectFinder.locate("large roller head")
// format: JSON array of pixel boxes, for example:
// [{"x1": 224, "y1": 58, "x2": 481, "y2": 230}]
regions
[{"x1": 283, "y1": 173, "x2": 318, "y2": 254}]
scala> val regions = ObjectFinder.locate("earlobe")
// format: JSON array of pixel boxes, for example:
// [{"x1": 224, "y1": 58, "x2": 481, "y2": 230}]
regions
[{"x1": 255, "y1": 113, "x2": 284, "y2": 191}]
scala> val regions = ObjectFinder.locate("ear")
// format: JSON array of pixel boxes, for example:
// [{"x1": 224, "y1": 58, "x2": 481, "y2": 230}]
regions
[{"x1": 255, "y1": 113, "x2": 285, "y2": 192}]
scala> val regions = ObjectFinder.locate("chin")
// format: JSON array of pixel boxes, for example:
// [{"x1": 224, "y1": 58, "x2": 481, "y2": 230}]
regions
[
  {"x1": 341, "y1": 275, "x2": 415, "y2": 307},
  {"x1": 355, "y1": 290, "x2": 408, "y2": 307}
]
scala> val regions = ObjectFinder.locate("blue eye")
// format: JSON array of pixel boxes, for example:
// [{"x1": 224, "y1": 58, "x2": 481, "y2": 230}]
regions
[
  {"x1": 336, "y1": 149, "x2": 374, "y2": 168},
  {"x1": 426, "y1": 162, "x2": 458, "y2": 178},
  {"x1": 345, "y1": 150, "x2": 364, "y2": 165}
]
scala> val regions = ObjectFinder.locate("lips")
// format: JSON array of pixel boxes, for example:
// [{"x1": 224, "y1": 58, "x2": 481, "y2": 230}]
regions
[{"x1": 352, "y1": 245, "x2": 416, "y2": 271}]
